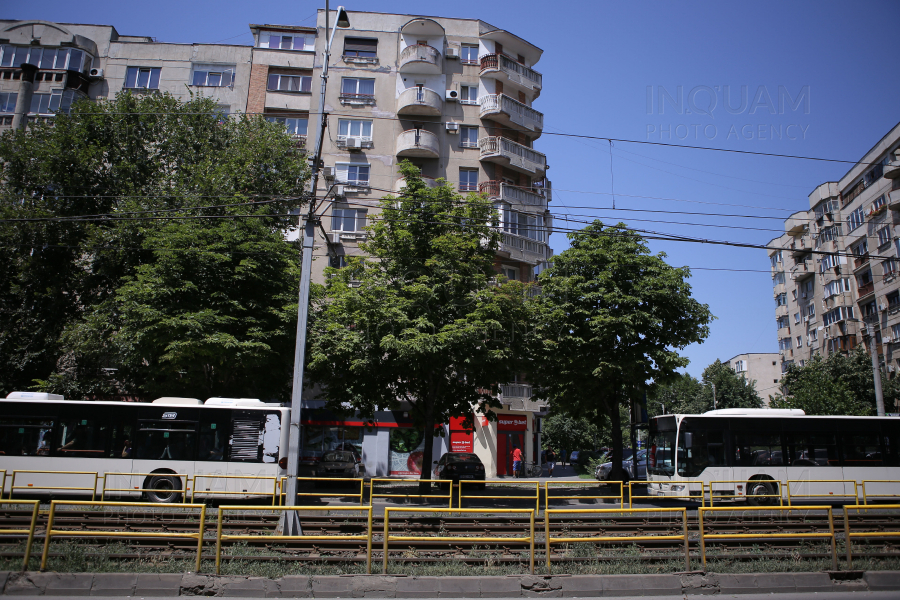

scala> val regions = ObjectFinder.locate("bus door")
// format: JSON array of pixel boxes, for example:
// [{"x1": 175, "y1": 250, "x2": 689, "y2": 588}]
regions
[{"x1": 785, "y1": 432, "x2": 845, "y2": 500}]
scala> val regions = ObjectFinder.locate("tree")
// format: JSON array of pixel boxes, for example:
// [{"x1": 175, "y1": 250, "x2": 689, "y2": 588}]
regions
[
  {"x1": 306, "y1": 161, "x2": 529, "y2": 484},
  {"x1": 697, "y1": 360, "x2": 763, "y2": 411},
  {"x1": 529, "y1": 221, "x2": 713, "y2": 480},
  {"x1": 541, "y1": 412, "x2": 600, "y2": 455},
  {"x1": 0, "y1": 91, "x2": 308, "y2": 397},
  {"x1": 770, "y1": 348, "x2": 897, "y2": 415},
  {"x1": 647, "y1": 373, "x2": 704, "y2": 417}
]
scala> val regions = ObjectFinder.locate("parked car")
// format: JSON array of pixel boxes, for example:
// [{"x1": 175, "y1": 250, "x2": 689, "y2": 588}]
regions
[
  {"x1": 432, "y1": 452, "x2": 486, "y2": 489},
  {"x1": 314, "y1": 450, "x2": 366, "y2": 478},
  {"x1": 595, "y1": 449, "x2": 647, "y2": 482}
]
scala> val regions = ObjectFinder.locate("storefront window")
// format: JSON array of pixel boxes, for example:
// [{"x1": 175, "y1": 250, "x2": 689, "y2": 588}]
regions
[{"x1": 389, "y1": 428, "x2": 425, "y2": 476}]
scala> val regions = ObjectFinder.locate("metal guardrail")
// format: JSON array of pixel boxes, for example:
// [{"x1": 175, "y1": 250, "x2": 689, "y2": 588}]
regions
[
  {"x1": 9, "y1": 470, "x2": 100, "y2": 500},
  {"x1": 842, "y1": 504, "x2": 900, "y2": 569},
  {"x1": 215, "y1": 505, "x2": 372, "y2": 575},
  {"x1": 40, "y1": 500, "x2": 207, "y2": 572},
  {"x1": 100, "y1": 472, "x2": 190, "y2": 501},
  {"x1": 383, "y1": 507, "x2": 534, "y2": 574},
  {"x1": 707, "y1": 480, "x2": 782, "y2": 507},
  {"x1": 190, "y1": 474, "x2": 279, "y2": 505},
  {"x1": 787, "y1": 479, "x2": 859, "y2": 506},
  {"x1": 370, "y1": 478, "x2": 453, "y2": 508},
  {"x1": 0, "y1": 500, "x2": 40, "y2": 570},
  {"x1": 544, "y1": 507, "x2": 690, "y2": 574},
  {"x1": 545, "y1": 481, "x2": 623, "y2": 511},
  {"x1": 458, "y1": 480, "x2": 539, "y2": 513},
  {"x1": 861, "y1": 480, "x2": 900, "y2": 504},
  {"x1": 698, "y1": 505, "x2": 837, "y2": 571},
  {"x1": 0, "y1": 470, "x2": 6, "y2": 498},
  {"x1": 629, "y1": 482, "x2": 706, "y2": 508},
  {"x1": 279, "y1": 476, "x2": 366, "y2": 506}
]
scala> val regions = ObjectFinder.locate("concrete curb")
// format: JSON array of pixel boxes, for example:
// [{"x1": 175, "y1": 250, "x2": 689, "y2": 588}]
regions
[{"x1": 0, "y1": 570, "x2": 898, "y2": 597}]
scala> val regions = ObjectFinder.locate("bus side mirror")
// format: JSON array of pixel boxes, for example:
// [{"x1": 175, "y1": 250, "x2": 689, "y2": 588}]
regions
[{"x1": 684, "y1": 433, "x2": 693, "y2": 449}]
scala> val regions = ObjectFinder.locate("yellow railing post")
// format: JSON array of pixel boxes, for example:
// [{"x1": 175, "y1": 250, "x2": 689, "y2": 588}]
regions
[
  {"x1": 826, "y1": 507, "x2": 837, "y2": 572},
  {"x1": 843, "y1": 505, "x2": 853, "y2": 570},
  {"x1": 366, "y1": 505, "x2": 373, "y2": 574},
  {"x1": 215, "y1": 506, "x2": 224, "y2": 575},
  {"x1": 698, "y1": 506, "x2": 707, "y2": 570},
  {"x1": 39, "y1": 500, "x2": 57, "y2": 571},
  {"x1": 0, "y1": 500, "x2": 40, "y2": 571},
  {"x1": 196, "y1": 504, "x2": 207, "y2": 573},
  {"x1": 382, "y1": 507, "x2": 391, "y2": 574}
]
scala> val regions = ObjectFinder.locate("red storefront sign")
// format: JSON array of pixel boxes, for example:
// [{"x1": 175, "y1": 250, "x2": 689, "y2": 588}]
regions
[
  {"x1": 449, "y1": 414, "x2": 474, "y2": 452},
  {"x1": 497, "y1": 414, "x2": 527, "y2": 431}
]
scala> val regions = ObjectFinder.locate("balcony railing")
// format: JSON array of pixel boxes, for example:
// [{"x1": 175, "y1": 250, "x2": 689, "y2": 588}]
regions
[
  {"x1": 399, "y1": 44, "x2": 442, "y2": 74},
  {"x1": 853, "y1": 253, "x2": 869, "y2": 270},
  {"x1": 479, "y1": 54, "x2": 542, "y2": 93},
  {"x1": 500, "y1": 384, "x2": 532, "y2": 398},
  {"x1": 479, "y1": 136, "x2": 546, "y2": 175},
  {"x1": 479, "y1": 181, "x2": 548, "y2": 210},
  {"x1": 397, "y1": 86, "x2": 442, "y2": 116},
  {"x1": 501, "y1": 232, "x2": 551, "y2": 259},
  {"x1": 396, "y1": 128, "x2": 440, "y2": 158},
  {"x1": 479, "y1": 94, "x2": 543, "y2": 133},
  {"x1": 857, "y1": 281, "x2": 875, "y2": 298}
]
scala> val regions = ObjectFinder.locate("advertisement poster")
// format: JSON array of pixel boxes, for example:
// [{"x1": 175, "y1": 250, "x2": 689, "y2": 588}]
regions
[
  {"x1": 389, "y1": 428, "x2": 425, "y2": 476},
  {"x1": 449, "y1": 415, "x2": 473, "y2": 453}
]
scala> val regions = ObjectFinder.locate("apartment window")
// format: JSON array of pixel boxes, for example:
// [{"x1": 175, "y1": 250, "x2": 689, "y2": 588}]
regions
[
  {"x1": 501, "y1": 266, "x2": 519, "y2": 281},
  {"x1": 125, "y1": 67, "x2": 161, "y2": 90},
  {"x1": 192, "y1": 65, "x2": 235, "y2": 87},
  {"x1": 794, "y1": 312, "x2": 801, "y2": 325},
  {"x1": 331, "y1": 208, "x2": 366, "y2": 232},
  {"x1": 779, "y1": 337, "x2": 792, "y2": 351},
  {"x1": 460, "y1": 126, "x2": 479, "y2": 148},
  {"x1": 775, "y1": 293, "x2": 787, "y2": 306},
  {"x1": 0, "y1": 45, "x2": 85, "y2": 71},
  {"x1": 460, "y1": 85, "x2": 478, "y2": 104},
  {"x1": 877, "y1": 226, "x2": 892, "y2": 248},
  {"x1": 796, "y1": 336, "x2": 803, "y2": 348},
  {"x1": 263, "y1": 34, "x2": 314, "y2": 51},
  {"x1": 803, "y1": 279, "x2": 814, "y2": 295},
  {"x1": 893, "y1": 324, "x2": 900, "y2": 340},
  {"x1": 823, "y1": 306, "x2": 854, "y2": 327},
  {"x1": 847, "y1": 206, "x2": 865, "y2": 231},
  {"x1": 776, "y1": 316, "x2": 789, "y2": 329},
  {"x1": 857, "y1": 269, "x2": 873, "y2": 288},
  {"x1": 884, "y1": 259, "x2": 898, "y2": 278},
  {"x1": 819, "y1": 253, "x2": 839, "y2": 272},
  {"x1": 341, "y1": 77, "x2": 375, "y2": 98},
  {"x1": 461, "y1": 44, "x2": 479, "y2": 65},
  {"x1": 0, "y1": 92, "x2": 17, "y2": 113},
  {"x1": 872, "y1": 194, "x2": 886, "y2": 212},
  {"x1": 770, "y1": 251, "x2": 783, "y2": 267},
  {"x1": 888, "y1": 291, "x2": 900, "y2": 308},
  {"x1": 265, "y1": 116, "x2": 308, "y2": 136},
  {"x1": 772, "y1": 272, "x2": 785, "y2": 286},
  {"x1": 459, "y1": 169, "x2": 478, "y2": 192},
  {"x1": 733, "y1": 360, "x2": 746, "y2": 373},
  {"x1": 343, "y1": 38, "x2": 377, "y2": 58},
  {"x1": 817, "y1": 224, "x2": 842, "y2": 247},
  {"x1": 807, "y1": 304, "x2": 815, "y2": 318},
  {"x1": 335, "y1": 163, "x2": 370, "y2": 186},
  {"x1": 338, "y1": 119, "x2": 373, "y2": 140},
  {"x1": 501, "y1": 206, "x2": 544, "y2": 242},
  {"x1": 808, "y1": 330, "x2": 818, "y2": 343},
  {"x1": 852, "y1": 239, "x2": 869, "y2": 256},
  {"x1": 268, "y1": 73, "x2": 311, "y2": 93},
  {"x1": 29, "y1": 90, "x2": 77, "y2": 115}
]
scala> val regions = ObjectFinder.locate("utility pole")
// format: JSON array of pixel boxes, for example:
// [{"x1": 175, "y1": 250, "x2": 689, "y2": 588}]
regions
[
  {"x1": 278, "y1": 2, "x2": 350, "y2": 536},
  {"x1": 711, "y1": 383, "x2": 716, "y2": 410},
  {"x1": 866, "y1": 327, "x2": 886, "y2": 417}
]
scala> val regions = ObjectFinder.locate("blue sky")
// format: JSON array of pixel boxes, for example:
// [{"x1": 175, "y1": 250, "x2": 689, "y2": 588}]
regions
[{"x1": 7, "y1": 1, "x2": 899, "y2": 383}]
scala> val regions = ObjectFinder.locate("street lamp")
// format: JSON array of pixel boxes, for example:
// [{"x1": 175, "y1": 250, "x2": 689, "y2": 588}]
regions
[{"x1": 279, "y1": 1, "x2": 350, "y2": 536}]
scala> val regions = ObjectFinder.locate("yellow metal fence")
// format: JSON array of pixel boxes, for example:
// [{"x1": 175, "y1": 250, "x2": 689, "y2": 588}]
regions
[
  {"x1": 629, "y1": 481, "x2": 706, "y2": 508},
  {"x1": 279, "y1": 476, "x2": 366, "y2": 506},
  {"x1": 545, "y1": 481, "x2": 623, "y2": 511},
  {"x1": 190, "y1": 474, "x2": 279, "y2": 505},
  {"x1": 370, "y1": 478, "x2": 454, "y2": 508},
  {"x1": 706, "y1": 480, "x2": 782, "y2": 507},
  {"x1": 787, "y1": 480, "x2": 859, "y2": 506},
  {"x1": 8, "y1": 470, "x2": 101, "y2": 501},
  {"x1": 101, "y1": 472, "x2": 190, "y2": 501},
  {"x1": 842, "y1": 504, "x2": 900, "y2": 570},
  {"x1": 458, "y1": 480, "x2": 539, "y2": 512},
  {"x1": 861, "y1": 480, "x2": 900, "y2": 504},
  {"x1": 0, "y1": 500, "x2": 40, "y2": 570}
]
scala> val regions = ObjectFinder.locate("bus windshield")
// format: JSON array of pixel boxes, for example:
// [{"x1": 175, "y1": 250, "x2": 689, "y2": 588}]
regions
[{"x1": 648, "y1": 422, "x2": 676, "y2": 476}]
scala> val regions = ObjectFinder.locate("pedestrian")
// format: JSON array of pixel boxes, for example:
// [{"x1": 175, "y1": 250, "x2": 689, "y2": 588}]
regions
[
  {"x1": 545, "y1": 447, "x2": 557, "y2": 477},
  {"x1": 512, "y1": 445, "x2": 523, "y2": 478}
]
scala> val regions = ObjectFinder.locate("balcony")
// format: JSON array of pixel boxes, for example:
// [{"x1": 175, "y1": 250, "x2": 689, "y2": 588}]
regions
[
  {"x1": 773, "y1": 283, "x2": 786, "y2": 297},
  {"x1": 393, "y1": 176, "x2": 439, "y2": 193},
  {"x1": 889, "y1": 180, "x2": 900, "y2": 210},
  {"x1": 397, "y1": 87, "x2": 442, "y2": 116},
  {"x1": 398, "y1": 44, "x2": 442, "y2": 74},
  {"x1": 479, "y1": 181, "x2": 548, "y2": 211},
  {"x1": 396, "y1": 129, "x2": 440, "y2": 158},
  {"x1": 853, "y1": 253, "x2": 870, "y2": 270},
  {"x1": 480, "y1": 54, "x2": 542, "y2": 97},
  {"x1": 857, "y1": 281, "x2": 875, "y2": 298},
  {"x1": 479, "y1": 94, "x2": 543, "y2": 136},
  {"x1": 479, "y1": 136, "x2": 546, "y2": 176},
  {"x1": 500, "y1": 383, "x2": 532, "y2": 399},
  {"x1": 790, "y1": 261, "x2": 812, "y2": 280},
  {"x1": 499, "y1": 232, "x2": 551, "y2": 264},
  {"x1": 885, "y1": 160, "x2": 900, "y2": 180}
]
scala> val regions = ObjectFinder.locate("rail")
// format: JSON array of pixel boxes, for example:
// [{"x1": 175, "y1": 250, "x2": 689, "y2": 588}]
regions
[
  {"x1": 8, "y1": 470, "x2": 100, "y2": 500},
  {"x1": 279, "y1": 476, "x2": 365, "y2": 506},
  {"x1": 40, "y1": 500, "x2": 207, "y2": 572},
  {"x1": 458, "y1": 480, "x2": 539, "y2": 512},
  {"x1": 698, "y1": 505, "x2": 837, "y2": 571},
  {"x1": 369, "y1": 478, "x2": 453, "y2": 508},
  {"x1": 545, "y1": 480, "x2": 623, "y2": 511},
  {"x1": 787, "y1": 479, "x2": 859, "y2": 506},
  {"x1": 190, "y1": 474, "x2": 279, "y2": 505},
  {"x1": 842, "y1": 504, "x2": 900, "y2": 570},
  {"x1": 383, "y1": 507, "x2": 534, "y2": 574},
  {"x1": 0, "y1": 500, "x2": 40, "y2": 570},
  {"x1": 100, "y1": 472, "x2": 190, "y2": 501},
  {"x1": 216, "y1": 505, "x2": 372, "y2": 575},
  {"x1": 707, "y1": 480, "x2": 782, "y2": 507},
  {"x1": 544, "y1": 507, "x2": 690, "y2": 574},
  {"x1": 861, "y1": 480, "x2": 900, "y2": 504}
]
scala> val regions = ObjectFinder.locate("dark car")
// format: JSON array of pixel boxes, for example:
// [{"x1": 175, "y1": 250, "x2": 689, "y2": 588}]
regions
[
  {"x1": 314, "y1": 450, "x2": 366, "y2": 478},
  {"x1": 432, "y1": 452, "x2": 486, "y2": 489}
]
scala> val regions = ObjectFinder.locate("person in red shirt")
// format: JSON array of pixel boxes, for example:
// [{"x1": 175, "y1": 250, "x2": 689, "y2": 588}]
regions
[{"x1": 512, "y1": 445, "x2": 523, "y2": 478}]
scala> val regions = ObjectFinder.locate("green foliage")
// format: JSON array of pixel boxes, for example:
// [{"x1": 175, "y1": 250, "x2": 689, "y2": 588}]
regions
[
  {"x1": 307, "y1": 161, "x2": 530, "y2": 479},
  {"x1": 646, "y1": 361, "x2": 762, "y2": 417},
  {"x1": 769, "y1": 347, "x2": 895, "y2": 415},
  {"x1": 647, "y1": 372, "x2": 705, "y2": 416},
  {"x1": 541, "y1": 412, "x2": 599, "y2": 453},
  {"x1": 529, "y1": 221, "x2": 713, "y2": 476},
  {"x1": 0, "y1": 91, "x2": 308, "y2": 398}
]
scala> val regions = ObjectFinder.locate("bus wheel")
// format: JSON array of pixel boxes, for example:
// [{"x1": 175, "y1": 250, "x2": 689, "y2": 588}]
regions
[
  {"x1": 747, "y1": 480, "x2": 777, "y2": 506},
  {"x1": 145, "y1": 474, "x2": 182, "y2": 504}
]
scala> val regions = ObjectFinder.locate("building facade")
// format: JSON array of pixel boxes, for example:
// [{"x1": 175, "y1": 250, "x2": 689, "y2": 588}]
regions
[
  {"x1": 768, "y1": 123, "x2": 900, "y2": 389},
  {"x1": 725, "y1": 352, "x2": 782, "y2": 404},
  {"x1": 0, "y1": 10, "x2": 554, "y2": 477}
]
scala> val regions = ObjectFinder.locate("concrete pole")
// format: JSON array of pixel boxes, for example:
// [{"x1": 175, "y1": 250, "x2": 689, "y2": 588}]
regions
[
  {"x1": 867, "y1": 333, "x2": 886, "y2": 416},
  {"x1": 12, "y1": 64, "x2": 38, "y2": 131}
]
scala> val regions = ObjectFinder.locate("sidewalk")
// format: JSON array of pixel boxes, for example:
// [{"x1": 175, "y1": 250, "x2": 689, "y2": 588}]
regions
[{"x1": 488, "y1": 463, "x2": 584, "y2": 481}]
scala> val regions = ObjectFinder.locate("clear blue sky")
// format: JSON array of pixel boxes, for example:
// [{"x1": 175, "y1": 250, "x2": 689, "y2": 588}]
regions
[{"x1": 6, "y1": 1, "x2": 900, "y2": 383}]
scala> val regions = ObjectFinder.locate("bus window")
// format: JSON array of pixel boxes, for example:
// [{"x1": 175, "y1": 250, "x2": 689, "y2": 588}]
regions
[
  {"x1": 786, "y1": 433, "x2": 839, "y2": 467},
  {"x1": 0, "y1": 418, "x2": 54, "y2": 456},
  {"x1": 57, "y1": 419, "x2": 111, "y2": 456},
  {"x1": 842, "y1": 434, "x2": 883, "y2": 466},
  {"x1": 136, "y1": 421, "x2": 197, "y2": 461},
  {"x1": 230, "y1": 413, "x2": 263, "y2": 462},
  {"x1": 734, "y1": 434, "x2": 783, "y2": 467},
  {"x1": 198, "y1": 418, "x2": 226, "y2": 461},
  {"x1": 678, "y1": 429, "x2": 724, "y2": 477},
  {"x1": 109, "y1": 424, "x2": 134, "y2": 458},
  {"x1": 648, "y1": 428, "x2": 676, "y2": 476}
]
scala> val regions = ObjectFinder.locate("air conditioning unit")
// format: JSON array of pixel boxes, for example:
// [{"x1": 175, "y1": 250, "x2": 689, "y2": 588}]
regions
[
  {"x1": 446, "y1": 47, "x2": 459, "y2": 59},
  {"x1": 88, "y1": 68, "x2": 104, "y2": 79},
  {"x1": 333, "y1": 185, "x2": 346, "y2": 199},
  {"x1": 346, "y1": 137, "x2": 362, "y2": 150},
  {"x1": 890, "y1": 365, "x2": 897, "y2": 373},
  {"x1": 879, "y1": 303, "x2": 886, "y2": 311},
  {"x1": 328, "y1": 232, "x2": 342, "y2": 244},
  {"x1": 445, "y1": 89, "x2": 459, "y2": 101},
  {"x1": 323, "y1": 167, "x2": 335, "y2": 180},
  {"x1": 445, "y1": 122, "x2": 459, "y2": 133}
]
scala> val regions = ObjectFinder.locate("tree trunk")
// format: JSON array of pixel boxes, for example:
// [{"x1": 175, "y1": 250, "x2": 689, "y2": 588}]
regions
[
  {"x1": 608, "y1": 400, "x2": 624, "y2": 481},
  {"x1": 419, "y1": 410, "x2": 435, "y2": 494}
]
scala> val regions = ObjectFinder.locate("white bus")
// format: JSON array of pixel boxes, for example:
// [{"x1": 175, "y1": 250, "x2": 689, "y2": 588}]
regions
[
  {"x1": 0, "y1": 393, "x2": 288, "y2": 502},
  {"x1": 646, "y1": 408, "x2": 900, "y2": 504}
]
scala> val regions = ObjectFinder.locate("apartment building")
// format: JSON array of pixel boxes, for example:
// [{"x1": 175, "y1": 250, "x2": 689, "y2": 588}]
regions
[
  {"x1": 768, "y1": 123, "x2": 900, "y2": 381},
  {"x1": 725, "y1": 353, "x2": 782, "y2": 403}
]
